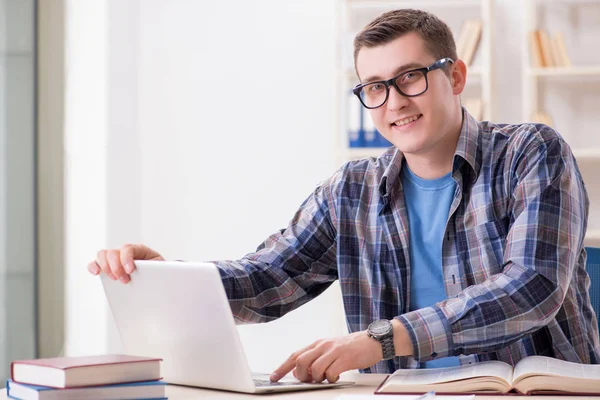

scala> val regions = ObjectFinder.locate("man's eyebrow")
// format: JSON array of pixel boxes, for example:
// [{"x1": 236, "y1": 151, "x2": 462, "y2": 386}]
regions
[{"x1": 361, "y1": 62, "x2": 425, "y2": 83}]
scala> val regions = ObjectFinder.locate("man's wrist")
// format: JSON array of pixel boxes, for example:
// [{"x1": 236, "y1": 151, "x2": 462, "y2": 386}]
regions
[
  {"x1": 391, "y1": 318, "x2": 413, "y2": 357},
  {"x1": 365, "y1": 330, "x2": 384, "y2": 360},
  {"x1": 367, "y1": 319, "x2": 395, "y2": 360}
]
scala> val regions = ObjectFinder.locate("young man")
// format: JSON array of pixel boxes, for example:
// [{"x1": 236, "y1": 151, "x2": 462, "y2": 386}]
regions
[{"x1": 89, "y1": 9, "x2": 599, "y2": 383}]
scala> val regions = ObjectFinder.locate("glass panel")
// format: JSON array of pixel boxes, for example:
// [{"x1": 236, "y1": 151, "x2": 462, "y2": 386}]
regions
[{"x1": 0, "y1": 0, "x2": 37, "y2": 387}]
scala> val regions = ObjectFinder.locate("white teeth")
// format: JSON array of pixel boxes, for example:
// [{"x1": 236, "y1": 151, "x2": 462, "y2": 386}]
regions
[{"x1": 394, "y1": 114, "x2": 420, "y2": 126}]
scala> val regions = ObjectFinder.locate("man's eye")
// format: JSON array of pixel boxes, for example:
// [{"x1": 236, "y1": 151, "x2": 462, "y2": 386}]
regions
[
  {"x1": 401, "y1": 72, "x2": 417, "y2": 83},
  {"x1": 367, "y1": 84, "x2": 384, "y2": 93}
]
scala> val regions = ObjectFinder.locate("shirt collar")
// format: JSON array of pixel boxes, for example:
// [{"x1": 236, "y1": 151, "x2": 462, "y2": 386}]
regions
[
  {"x1": 453, "y1": 107, "x2": 481, "y2": 181},
  {"x1": 378, "y1": 107, "x2": 481, "y2": 199}
]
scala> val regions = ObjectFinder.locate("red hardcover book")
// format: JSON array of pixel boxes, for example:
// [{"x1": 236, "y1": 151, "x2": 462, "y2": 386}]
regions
[{"x1": 11, "y1": 354, "x2": 162, "y2": 389}]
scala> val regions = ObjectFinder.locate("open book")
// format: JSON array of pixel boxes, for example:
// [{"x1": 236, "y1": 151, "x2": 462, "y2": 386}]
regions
[{"x1": 375, "y1": 356, "x2": 600, "y2": 395}]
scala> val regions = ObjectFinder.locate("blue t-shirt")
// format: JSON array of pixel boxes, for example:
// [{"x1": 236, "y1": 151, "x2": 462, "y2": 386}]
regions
[{"x1": 402, "y1": 163, "x2": 460, "y2": 369}]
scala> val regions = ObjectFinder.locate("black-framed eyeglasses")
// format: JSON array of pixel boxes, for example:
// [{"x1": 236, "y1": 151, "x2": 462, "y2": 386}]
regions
[{"x1": 352, "y1": 57, "x2": 454, "y2": 109}]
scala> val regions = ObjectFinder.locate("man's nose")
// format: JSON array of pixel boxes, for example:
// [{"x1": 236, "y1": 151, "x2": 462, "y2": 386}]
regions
[{"x1": 386, "y1": 85, "x2": 409, "y2": 111}]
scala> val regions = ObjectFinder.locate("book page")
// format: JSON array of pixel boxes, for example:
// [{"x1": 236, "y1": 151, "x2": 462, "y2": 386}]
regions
[
  {"x1": 514, "y1": 355, "x2": 600, "y2": 382},
  {"x1": 384, "y1": 361, "x2": 513, "y2": 386},
  {"x1": 338, "y1": 395, "x2": 476, "y2": 400}
]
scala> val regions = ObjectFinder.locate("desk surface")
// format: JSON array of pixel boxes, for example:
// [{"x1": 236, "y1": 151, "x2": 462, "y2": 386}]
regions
[{"x1": 3, "y1": 374, "x2": 600, "y2": 399}]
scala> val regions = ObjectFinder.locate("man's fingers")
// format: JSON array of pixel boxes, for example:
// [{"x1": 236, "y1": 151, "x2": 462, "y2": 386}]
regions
[
  {"x1": 324, "y1": 359, "x2": 344, "y2": 383},
  {"x1": 120, "y1": 244, "x2": 137, "y2": 274},
  {"x1": 291, "y1": 347, "x2": 323, "y2": 382},
  {"x1": 137, "y1": 244, "x2": 164, "y2": 261},
  {"x1": 96, "y1": 250, "x2": 116, "y2": 280},
  {"x1": 107, "y1": 249, "x2": 128, "y2": 282},
  {"x1": 87, "y1": 261, "x2": 100, "y2": 275},
  {"x1": 270, "y1": 342, "x2": 318, "y2": 382},
  {"x1": 275, "y1": 332, "x2": 377, "y2": 384},
  {"x1": 270, "y1": 352, "x2": 300, "y2": 382},
  {"x1": 307, "y1": 347, "x2": 337, "y2": 383},
  {"x1": 89, "y1": 244, "x2": 164, "y2": 281}
]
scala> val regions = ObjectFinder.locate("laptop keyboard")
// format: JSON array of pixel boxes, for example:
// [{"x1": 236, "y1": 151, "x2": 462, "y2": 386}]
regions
[{"x1": 253, "y1": 379, "x2": 307, "y2": 387}]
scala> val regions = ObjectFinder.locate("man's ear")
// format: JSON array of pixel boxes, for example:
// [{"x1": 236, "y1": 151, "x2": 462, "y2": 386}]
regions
[{"x1": 450, "y1": 59, "x2": 467, "y2": 95}]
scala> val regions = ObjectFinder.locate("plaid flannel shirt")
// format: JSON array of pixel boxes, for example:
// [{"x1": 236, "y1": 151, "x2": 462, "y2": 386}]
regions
[{"x1": 215, "y1": 109, "x2": 600, "y2": 372}]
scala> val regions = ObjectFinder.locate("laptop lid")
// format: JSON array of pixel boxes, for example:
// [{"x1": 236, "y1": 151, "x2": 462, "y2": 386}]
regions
[
  {"x1": 101, "y1": 260, "x2": 258, "y2": 393},
  {"x1": 101, "y1": 260, "x2": 353, "y2": 394}
]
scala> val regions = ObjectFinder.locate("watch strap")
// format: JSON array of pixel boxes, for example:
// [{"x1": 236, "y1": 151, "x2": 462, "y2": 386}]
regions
[{"x1": 380, "y1": 335, "x2": 395, "y2": 360}]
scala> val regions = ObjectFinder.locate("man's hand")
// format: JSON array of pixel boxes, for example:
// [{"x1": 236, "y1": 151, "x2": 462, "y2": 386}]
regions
[
  {"x1": 270, "y1": 330, "x2": 382, "y2": 384},
  {"x1": 87, "y1": 244, "x2": 164, "y2": 283}
]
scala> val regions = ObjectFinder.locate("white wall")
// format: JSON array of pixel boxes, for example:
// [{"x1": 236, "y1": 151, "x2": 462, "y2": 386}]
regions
[
  {"x1": 137, "y1": 0, "x2": 344, "y2": 373},
  {"x1": 64, "y1": 0, "x2": 110, "y2": 357},
  {"x1": 64, "y1": 0, "x2": 343, "y2": 373}
]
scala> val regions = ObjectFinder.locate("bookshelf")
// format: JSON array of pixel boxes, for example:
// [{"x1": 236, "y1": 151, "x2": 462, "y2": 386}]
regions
[
  {"x1": 528, "y1": 66, "x2": 600, "y2": 77},
  {"x1": 522, "y1": 0, "x2": 600, "y2": 247},
  {"x1": 335, "y1": 0, "x2": 494, "y2": 165}
]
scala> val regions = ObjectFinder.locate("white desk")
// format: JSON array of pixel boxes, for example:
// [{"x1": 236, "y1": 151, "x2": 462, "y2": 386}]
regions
[
  {"x1": 162, "y1": 374, "x2": 385, "y2": 399},
  {"x1": 3, "y1": 374, "x2": 600, "y2": 399}
]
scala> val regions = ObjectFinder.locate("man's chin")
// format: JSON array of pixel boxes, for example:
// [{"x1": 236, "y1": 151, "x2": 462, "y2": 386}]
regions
[{"x1": 386, "y1": 137, "x2": 425, "y2": 155}]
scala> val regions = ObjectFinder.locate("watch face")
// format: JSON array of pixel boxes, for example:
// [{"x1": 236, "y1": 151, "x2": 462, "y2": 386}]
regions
[{"x1": 369, "y1": 319, "x2": 392, "y2": 335}]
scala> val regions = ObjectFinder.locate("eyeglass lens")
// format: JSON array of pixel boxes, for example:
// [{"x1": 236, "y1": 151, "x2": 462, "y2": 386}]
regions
[{"x1": 359, "y1": 70, "x2": 427, "y2": 108}]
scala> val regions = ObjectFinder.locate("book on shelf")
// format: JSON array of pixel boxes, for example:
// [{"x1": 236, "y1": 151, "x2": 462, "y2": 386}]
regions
[
  {"x1": 456, "y1": 19, "x2": 482, "y2": 66},
  {"x1": 552, "y1": 31, "x2": 572, "y2": 68},
  {"x1": 10, "y1": 354, "x2": 162, "y2": 389},
  {"x1": 538, "y1": 30, "x2": 555, "y2": 67},
  {"x1": 375, "y1": 355, "x2": 600, "y2": 395},
  {"x1": 529, "y1": 31, "x2": 544, "y2": 68},
  {"x1": 363, "y1": 110, "x2": 391, "y2": 148},
  {"x1": 346, "y1": 93, "x2": 391, "y2": 149},
  {"x1": 5, "y1": 379, "x2": 167, "y2": 400},
  {"x1": 530, "y1": 29, "x2": 572, "y2": 68}
]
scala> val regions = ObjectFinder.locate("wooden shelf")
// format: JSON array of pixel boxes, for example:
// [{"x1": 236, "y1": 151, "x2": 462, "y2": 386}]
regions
[
  {"x1": 344, "y1": 65, "x2": 483, "y2": 80},
  {"x1": 535, "y1": 0, "x2": 600, "y2": 5},
  {"x1": 573, "y1": 148, "x2": 600, "y2": 162},
  {"x1": 528, "y1": 66, "x2": 600, "y2": 77},
  {"x1": 586, "y1": 230, "x2": 600, "y2": 247},
  {"x1": 348, "y1": 0, "x2": 482, "y2": 10}
]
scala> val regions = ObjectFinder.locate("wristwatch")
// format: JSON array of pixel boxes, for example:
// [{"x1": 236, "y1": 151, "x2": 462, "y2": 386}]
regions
[{"x1": 367, "y1": 319, "x2": 395, "y2": 360}]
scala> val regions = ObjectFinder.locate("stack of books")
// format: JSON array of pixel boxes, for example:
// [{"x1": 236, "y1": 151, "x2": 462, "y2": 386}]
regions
[
  {"x1": 529, "y1": 30, "x2": 572, "y2": 68},
  {"x1": 6, "y1": 354, "x2": 166, "y2": 400}
]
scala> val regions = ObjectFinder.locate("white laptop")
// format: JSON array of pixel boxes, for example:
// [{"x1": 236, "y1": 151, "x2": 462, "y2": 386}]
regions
[{"x1": 100, "y1": 260, "x2": 354, "y2": 394}]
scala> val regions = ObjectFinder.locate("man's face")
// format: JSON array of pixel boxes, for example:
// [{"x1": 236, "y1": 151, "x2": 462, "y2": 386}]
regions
[{"x1": 355, "y1": 32, "x2": 461, "y2": 157}]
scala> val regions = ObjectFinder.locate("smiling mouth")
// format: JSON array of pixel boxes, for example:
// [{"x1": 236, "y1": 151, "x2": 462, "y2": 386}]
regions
[{"x1": 392, "y1": 114, "x2": 423, "y2": 127}]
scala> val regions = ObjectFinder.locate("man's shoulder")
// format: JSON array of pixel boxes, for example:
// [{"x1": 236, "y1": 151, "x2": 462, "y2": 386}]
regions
[
  {"x1": 479, "y1": 120, "x2": 565, "y2": 156},
  {"x1": 337, "y1": 147, "x2": 395, "y2": 179},
  {"x1": 324, "y1": 147, "x2": 396, "y2": 195}
]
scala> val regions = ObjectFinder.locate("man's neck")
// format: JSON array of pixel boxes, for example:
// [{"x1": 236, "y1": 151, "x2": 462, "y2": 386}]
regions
[{"x1": 403, "y1": 155, "x2": 453, "y2": 180}]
